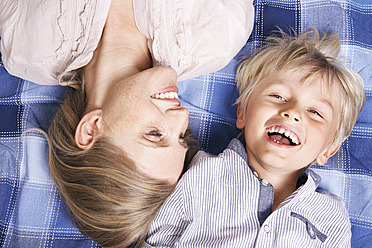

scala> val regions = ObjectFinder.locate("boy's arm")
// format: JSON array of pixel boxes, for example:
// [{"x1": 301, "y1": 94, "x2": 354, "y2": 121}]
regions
[
  {"x1": 337, "y1": 226, "x2": 351, "y2": 248},
  {"x1": 317, "y1": 190, "x2": 352, "y2": 247},
  {"x1": 329, "y1": 204, "x2": 351, "y2": 248},
  {"x1": 144, "y1": 181, "x2": 189, "y2": 247}
]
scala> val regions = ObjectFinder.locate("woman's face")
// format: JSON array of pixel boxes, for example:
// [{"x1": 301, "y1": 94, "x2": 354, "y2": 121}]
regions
[{"x1": 102, "y1": 66, "x2": 189, "y2": 184}]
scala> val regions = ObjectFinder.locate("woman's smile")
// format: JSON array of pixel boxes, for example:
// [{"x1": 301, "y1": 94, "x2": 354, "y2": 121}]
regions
[{"x1": 101, "y1": 66, "x2": 189, "y2": 183}]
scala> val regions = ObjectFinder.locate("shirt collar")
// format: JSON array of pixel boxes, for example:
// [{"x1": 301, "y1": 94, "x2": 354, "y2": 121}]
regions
[
  {"x1": 226, "y1": 138, "x2": 248, "y2": 162},
  {"x1": 227, "y1": 137, "x2": 321, "y2": 190}
]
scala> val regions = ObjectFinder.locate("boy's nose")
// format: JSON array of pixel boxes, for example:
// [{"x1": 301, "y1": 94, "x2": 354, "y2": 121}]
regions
[{"x1": 281, "y1": 110, "x2": 301, "y2": 123}]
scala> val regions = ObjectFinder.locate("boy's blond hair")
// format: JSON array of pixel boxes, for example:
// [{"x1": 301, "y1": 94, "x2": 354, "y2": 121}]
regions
[{"x1": 236, "y1": 27, "x2": 365, "y2": 147}]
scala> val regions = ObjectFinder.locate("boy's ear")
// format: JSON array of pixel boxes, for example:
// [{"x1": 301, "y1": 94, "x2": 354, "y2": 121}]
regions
[
  {"x1": 75, "y1": 109, "x2": 104, "y2": 150},
  {"x1": 236, "y1": 103, "x2": 245, "y2": 129},
  {"x1": 315, "y1": 144, "x2": 341, "y2": 165}
]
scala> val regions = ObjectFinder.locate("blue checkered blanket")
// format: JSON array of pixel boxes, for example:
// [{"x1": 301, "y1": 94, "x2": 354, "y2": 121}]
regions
[{"x1": 1, "y1": 0, "x2": 371, "y2": 247}]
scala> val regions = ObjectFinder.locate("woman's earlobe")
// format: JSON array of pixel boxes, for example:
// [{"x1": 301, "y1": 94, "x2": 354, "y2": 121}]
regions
[{"x1": 75, "y1": 109, "x2": 103, "y2": 150}]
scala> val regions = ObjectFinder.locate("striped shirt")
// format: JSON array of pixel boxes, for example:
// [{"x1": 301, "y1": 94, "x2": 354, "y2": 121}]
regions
[{"x1": 144, "y1": 139, "x2": 351, "y2": 247}]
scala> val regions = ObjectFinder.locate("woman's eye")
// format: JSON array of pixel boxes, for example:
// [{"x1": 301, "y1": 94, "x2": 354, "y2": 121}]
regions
[
  {"x1": 179, "y1": 132, "x2": 189, "y2": 148},
  {"x1": 309, "y1": 109, "x2": 323, "y2": 118},
  {"x1": 145, "y1": 130, "x2": 163, "y2": 142},
  {"x1": 148, "y1": 130, "x2": 162, "y2": 137}
]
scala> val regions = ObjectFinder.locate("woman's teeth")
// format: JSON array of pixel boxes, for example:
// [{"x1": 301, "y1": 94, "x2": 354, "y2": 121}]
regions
[{"x1": 151, "y1": 92, "x2": 179, "y2": 99}]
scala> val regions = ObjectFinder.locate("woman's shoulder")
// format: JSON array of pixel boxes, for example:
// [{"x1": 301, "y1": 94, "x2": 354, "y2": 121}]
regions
[{"x1": 0, "y1": 0, "x2": 111, "y2": 85}]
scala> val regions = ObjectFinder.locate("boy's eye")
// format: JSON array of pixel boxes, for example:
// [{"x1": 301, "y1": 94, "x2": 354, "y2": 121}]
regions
[
  {"x1": 271, "y1": 94, "x2": 285, "y2": 101},
  {"x1": 309, "y1": 109, "x2": 323, "y2": 118}
]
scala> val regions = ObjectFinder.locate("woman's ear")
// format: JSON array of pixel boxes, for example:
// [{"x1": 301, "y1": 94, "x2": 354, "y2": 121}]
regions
[
  {"x1": 236, "y1": 103, "x2": 245, "y2": 129},
  {"x1": 316, "y1": 144, "x2": 341, "y2": 165},
  {"x1": 75, "y1": 109, "x2": 103, "y2": 150}
]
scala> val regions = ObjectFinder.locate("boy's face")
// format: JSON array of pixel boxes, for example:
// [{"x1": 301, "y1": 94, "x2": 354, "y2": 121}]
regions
[{"x1": 237, "y1": 69, "x2": 342, "y2": 177}]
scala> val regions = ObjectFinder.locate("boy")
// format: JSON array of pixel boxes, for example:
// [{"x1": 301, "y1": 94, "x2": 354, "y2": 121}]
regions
[{"x1": 144, "y1": 28, "x2": 365, "y2": 247}]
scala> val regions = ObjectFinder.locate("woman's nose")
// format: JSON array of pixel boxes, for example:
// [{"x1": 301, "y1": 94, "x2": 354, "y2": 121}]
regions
[
  {"x1": 166, "y1": 107, "x2": 189, "y2": 140},
  {"x1": 166, "y1": 106, "x2": 189, "y2": 120}
]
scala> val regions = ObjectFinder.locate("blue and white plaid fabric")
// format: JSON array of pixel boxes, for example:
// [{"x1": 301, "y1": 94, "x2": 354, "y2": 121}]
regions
[{"x1": 1, "y1": 0, "x2": 371, "y2": 247}]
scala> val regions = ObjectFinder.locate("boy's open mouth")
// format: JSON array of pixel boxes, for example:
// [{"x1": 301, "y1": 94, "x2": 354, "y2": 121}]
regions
[{"x1": 266, "y1": 126, "x2": 300, "y2": 146}]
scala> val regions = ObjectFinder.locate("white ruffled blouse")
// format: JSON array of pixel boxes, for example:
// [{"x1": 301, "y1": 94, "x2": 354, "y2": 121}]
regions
[{"x1": 0, "y1": 0, "x2": 254, "y2": 85}]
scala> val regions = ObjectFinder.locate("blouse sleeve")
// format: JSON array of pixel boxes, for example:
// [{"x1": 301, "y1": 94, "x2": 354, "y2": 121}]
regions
[
  {"x1": 0, "y1": 0, "x2": 16, "y2": 33},
  {"x1": 0, "y1": 0, "x2": 111, "y2": 85},
  {"x1": 133, "y1": 0, "x2": 255, "y2": 81}
]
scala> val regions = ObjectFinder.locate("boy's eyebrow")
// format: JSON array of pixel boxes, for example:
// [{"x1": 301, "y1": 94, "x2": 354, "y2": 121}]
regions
[
  {"x1": 266, "y1": 81, "x2": 335, "y2": 112},
  {"x1": 265, "y1": 81, "x2": 289, "y2": 91},
  {"x1": 314, "y1": 97, "x2": 335, "y2": 112}
]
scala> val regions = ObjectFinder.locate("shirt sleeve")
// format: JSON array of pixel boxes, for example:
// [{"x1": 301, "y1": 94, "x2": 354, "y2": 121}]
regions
[
  {"x1": 325, "y1": 196, "x2": 352, "y2": 247},
  {"x1": 145, "y1": 180, "x2": 189, "y2": 247}
]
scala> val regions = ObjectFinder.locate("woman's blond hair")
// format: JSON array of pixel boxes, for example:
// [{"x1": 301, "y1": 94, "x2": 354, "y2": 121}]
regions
[
  {"x1": 48, "y1": 83, "x2": 196, "y2": 247},
  {"x1": 236, "y1": 27, "x2": 365, "y2": 147}
]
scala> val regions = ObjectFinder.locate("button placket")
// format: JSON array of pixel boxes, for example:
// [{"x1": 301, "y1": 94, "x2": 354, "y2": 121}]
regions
[
  {"x1": 262, "y1": 179, "x2": 269, "y2": 186},
  {"x1": 306, "y1": 222, "x2": 317, "y2": 239}
]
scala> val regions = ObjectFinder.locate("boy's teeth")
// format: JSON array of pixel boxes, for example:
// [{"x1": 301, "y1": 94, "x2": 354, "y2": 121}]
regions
[
  {"x1": 267, "y1": 126, "x2": 300, "y2": 145},
  {"x1": 151, "y1": 91, "x2": 179, "y2": 99}
]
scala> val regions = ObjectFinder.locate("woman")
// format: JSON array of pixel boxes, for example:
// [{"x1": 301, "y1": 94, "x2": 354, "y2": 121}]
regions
[{"x1": 1, "y1": 0, "x2": 254, "y2": 246}]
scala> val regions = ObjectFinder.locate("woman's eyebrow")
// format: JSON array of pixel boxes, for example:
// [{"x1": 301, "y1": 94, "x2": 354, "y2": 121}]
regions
[
  {"x1": 138, "y1": 137, "x2": 169, "y2": 148},
  {"x1": 139, "y1": 137, "x2": 188, "y2": 150}
]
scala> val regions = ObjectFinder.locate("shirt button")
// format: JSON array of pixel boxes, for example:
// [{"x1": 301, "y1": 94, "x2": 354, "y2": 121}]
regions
[
  {"x1": 308, "y1": 226, "x2": 315, "y2": 237},
  {"x1": 253, "y1": 171, "x2": 259, "y2": 178},
  {"x1": 262, "y1": 179, "x2": 269, "y2": 186},
  {"x1": 263, "y1": 224, "x2": 270, "y2": 233}
]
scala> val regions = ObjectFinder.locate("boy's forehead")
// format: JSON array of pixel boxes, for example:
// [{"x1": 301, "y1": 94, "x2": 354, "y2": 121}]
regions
[
  {"x1": 260, "y1": 68, "x2": 344, "y2": 102},
  {"x1": 271, "y1": 68, "x2": 340, "y2": 88}
]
